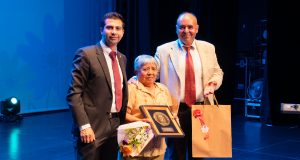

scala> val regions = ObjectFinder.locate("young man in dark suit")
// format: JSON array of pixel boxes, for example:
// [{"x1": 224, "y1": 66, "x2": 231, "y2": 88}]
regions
[{"x1": 67, "y1": 12, "x2": 128, "y2": 160}]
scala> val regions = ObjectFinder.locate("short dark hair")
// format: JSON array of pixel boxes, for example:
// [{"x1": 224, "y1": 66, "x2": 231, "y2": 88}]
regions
[{"x1": 101, "y1": 12, "x2": 125, "y2": 29}]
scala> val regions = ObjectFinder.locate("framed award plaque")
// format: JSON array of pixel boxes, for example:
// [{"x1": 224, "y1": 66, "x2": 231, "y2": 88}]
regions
[{"x1": 140, "y1": 105, "x2": 184, "y2": 137}]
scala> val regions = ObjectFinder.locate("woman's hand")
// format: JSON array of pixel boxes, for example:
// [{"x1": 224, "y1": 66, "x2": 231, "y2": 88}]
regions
[
  {"x1": 141, "y1": 118, "x2": 152, "y2": 123},
  {"x1": 172, "y1": 114, "x2": 180, "y2": 126}
]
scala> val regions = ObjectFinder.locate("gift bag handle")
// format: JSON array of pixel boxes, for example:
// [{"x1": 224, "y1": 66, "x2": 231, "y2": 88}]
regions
[
  {"x1": 204, "y1": 94, "x2": 219, "y2": 107},
  {"x1": 213, "y1": 94, "x2": 219, "y2": 107}
]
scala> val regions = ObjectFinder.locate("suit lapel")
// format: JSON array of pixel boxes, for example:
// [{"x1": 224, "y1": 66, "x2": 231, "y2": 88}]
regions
[
  {"x1": 116, "y1": 52, "x2": 127, "y2": 81},
  {"x1": 95, "y1": 43, "x2": 112, "y2": 90},
  {"x1": 169, "y1": 41, "x2": 183, "y2": 84},
  {"x1": 195, "y1": 41, "x2": 207, "y2": 75}
]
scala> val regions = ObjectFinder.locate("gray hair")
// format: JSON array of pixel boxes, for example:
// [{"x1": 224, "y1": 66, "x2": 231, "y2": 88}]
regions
[
  {"x1": 134, "y1": 54, "x2": 159, "y2": 72},
  {"x1": 176, "y1": 12, "x2": 198, "y2": 25}
]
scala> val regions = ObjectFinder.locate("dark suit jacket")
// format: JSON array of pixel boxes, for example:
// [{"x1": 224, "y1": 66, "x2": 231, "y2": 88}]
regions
[{"x1": 66, "y1": 43, "x2": 128, "y2": 147}]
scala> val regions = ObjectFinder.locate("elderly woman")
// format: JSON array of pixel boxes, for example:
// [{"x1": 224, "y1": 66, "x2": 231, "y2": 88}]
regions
[{"x1": 124, "y1": 55, "x2": 178, "y2": 160}]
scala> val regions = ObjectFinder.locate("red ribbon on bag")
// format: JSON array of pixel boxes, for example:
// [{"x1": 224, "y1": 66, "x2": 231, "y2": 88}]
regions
[{"x1": 193, "y1": 109, "x2": 209, "y2": 140}]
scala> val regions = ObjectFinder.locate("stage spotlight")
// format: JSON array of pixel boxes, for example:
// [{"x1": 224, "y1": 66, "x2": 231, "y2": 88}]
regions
[{"x1": 0, "y1": 97, "x2": 22, "y2": 122}]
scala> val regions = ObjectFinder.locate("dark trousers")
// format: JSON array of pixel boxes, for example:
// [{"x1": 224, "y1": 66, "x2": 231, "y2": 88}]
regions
[
  {"x1": 166, "y1": 103, "x2": 203, "y2": 160},
  {"x1": 75, "y1": 117, "x2": 120, "y2": 160}
]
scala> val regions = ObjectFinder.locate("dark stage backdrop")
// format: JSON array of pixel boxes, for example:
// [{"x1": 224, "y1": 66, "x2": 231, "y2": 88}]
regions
[{"x1": 267, "y1": 1, "x2": 300, "y2": 125}]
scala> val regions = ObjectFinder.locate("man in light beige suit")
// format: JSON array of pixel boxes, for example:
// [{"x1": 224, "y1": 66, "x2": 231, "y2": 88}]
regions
[{"x1": 155, "y1": 12, "x2": 223, "y2": 160}]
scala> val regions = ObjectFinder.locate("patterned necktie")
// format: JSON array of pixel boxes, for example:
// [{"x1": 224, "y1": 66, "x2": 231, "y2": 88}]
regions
[
  {"x1": 109, "y1": 51, "x2": 122, "y2": 112},
  {"x1": 184, "y1": 46, "x2": 196, "y2": 107}
]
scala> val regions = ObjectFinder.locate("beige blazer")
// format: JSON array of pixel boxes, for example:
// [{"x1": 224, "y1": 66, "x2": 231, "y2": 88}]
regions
[{"x1": 155, "y1": 39, "x2": 223, "y2": 105}]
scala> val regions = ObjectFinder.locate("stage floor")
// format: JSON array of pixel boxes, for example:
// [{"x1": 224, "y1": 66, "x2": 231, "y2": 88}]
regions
[{"x1": 0, "y1": 110, "x2": 299, "y2": 160}]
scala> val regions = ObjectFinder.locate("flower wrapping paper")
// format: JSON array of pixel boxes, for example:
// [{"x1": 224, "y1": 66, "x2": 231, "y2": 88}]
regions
[{"x1": 117, "y1": 121, "x2": 154, "y2": 157}]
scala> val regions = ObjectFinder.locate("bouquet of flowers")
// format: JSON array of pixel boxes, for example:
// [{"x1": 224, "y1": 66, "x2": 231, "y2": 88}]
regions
[{"x1": 117, "y1": 121, "x2": 154, "y2": 157}]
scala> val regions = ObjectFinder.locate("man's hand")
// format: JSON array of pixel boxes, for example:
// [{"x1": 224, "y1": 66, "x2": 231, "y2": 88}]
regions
[
  {"x1": 80, "y1": 127, "x2": 96, "y2": 143},
  {"x1": 203, "y1": 82, "x2": 217, "y2": 97}
]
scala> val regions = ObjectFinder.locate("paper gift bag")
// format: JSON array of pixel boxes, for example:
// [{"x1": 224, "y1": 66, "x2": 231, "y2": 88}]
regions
[{"x1": 191, "y1": 96, "x2": 232, "y2": 158}]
